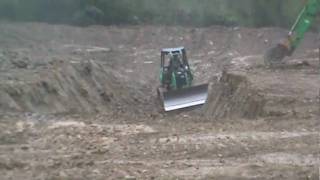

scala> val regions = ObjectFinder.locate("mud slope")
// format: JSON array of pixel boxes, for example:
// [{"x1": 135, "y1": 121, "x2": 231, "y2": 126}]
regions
[
  {"x1": 0, "y1": 22, "x2": 319, "y2": 116},
  {"x1": 205, "y1": 70, "x2": 266, "y2": 119},
  {"x1": 205, "y1": 54, "x2": 319, "y2": 120},
  {"x1": 0, "y1": 22, "x2": 319, "y2": 180},
  {"x1": 0, "y1": 55, "x2": 146, "y2": 114}
]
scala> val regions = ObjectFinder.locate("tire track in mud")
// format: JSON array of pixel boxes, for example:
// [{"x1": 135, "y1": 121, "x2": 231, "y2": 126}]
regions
[
  {"x1": 1, "y1": 119, "x2": 318, "y2": 179},
  {"x1": 155, "y1": 131, "x2": 318, "y2": 143},
  {"x1": 95, "y1": 129, "x2": 318, "y2": 178},
  {"x1": 148, "y1": 131, "x2": 318, "y2": 154},
  {"x1": 95, "y1": 153, "x2": 319, "y2": 179},
  {"x1": 96, "y1": 153, "x2": 319, "y2": 167}
]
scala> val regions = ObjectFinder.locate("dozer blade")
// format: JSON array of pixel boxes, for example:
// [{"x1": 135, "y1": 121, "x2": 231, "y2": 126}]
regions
[{"x1": 163, "y1": 84, "x2": 208, "y2": 111}]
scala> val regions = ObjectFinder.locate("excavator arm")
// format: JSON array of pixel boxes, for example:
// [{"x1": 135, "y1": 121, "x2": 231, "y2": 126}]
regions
[{"x1": 264, "y1": 0, "x2": 320, "y2": 65}]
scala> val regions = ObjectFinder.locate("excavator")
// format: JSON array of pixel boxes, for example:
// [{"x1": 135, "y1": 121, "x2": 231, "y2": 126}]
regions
[
  {"x1": 158, "y1": 47, "x2": 208, "y2": 111},
  {"x1": 264, "y1": 0, "x2": 320, "y2": 65}
]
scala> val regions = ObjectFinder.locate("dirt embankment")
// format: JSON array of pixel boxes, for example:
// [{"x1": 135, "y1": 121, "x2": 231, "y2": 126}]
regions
[
  {"x1": 0, "y1": 22, "x2": 319, "y2": 180},
  {"x1": 205, "y1": 70, "x2": 266, "y2": 119},
  {"x1": 0, "y1": 23, "x2": 318, "y2": 119},
  {"x1": 0, "y1": 51, "x2": 147, "y2": 114},
  {"x1": 205, "y1": 53, "x2": 319, "y2": 120}
]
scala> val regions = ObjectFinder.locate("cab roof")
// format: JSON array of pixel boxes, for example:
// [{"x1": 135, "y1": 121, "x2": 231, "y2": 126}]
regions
[{"x1": 161, "y1": 47, "x2": 185, "y2": 54}]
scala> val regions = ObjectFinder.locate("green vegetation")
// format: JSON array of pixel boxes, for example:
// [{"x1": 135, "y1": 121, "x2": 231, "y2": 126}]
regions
[{"x1": 0, "y1": 0, "x2": 305, "y2": 27}]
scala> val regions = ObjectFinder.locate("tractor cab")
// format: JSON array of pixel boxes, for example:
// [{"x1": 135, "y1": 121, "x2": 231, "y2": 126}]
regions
[
  {"x1": 158, "y1": 47, "x2": 208, "y2": 111},
  {"x1": 160, "y1": 47, "x2": 192, "y2": 89},
  {"x1": 161, "y1": 47, "x2": 190, "y2": 72}
]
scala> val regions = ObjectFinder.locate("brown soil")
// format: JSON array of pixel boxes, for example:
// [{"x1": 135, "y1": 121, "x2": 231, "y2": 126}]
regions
[{"x1": 0, "y1": 22, "x2": 319, "y2": 179}]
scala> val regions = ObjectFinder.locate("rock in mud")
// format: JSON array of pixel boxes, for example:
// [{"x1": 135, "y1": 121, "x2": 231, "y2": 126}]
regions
[{"x1": 11, "y1": 59, "x2": 29, "y2": 69}]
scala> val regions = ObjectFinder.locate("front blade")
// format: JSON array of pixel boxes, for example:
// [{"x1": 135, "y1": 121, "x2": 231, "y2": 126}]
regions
[{"x1": 163, "y1": 84, "x2": 208, "y2": 111}]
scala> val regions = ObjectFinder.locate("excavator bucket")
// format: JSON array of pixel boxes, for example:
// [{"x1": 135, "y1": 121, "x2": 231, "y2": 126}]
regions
[
  {"x1": 163, "y1": 84, "x2": 208, "y2": 111},
  {"x1": 264, "y1": 43, "x2": 290, "y2": 66}
]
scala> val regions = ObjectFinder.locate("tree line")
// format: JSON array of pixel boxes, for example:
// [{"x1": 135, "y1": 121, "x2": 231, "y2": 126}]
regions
[{"x1": 0, "y1": 0, "x2": 304, "y2": 27}]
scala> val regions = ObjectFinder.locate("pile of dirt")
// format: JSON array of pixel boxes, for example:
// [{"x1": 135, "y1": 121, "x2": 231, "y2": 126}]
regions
[
  {"x1": 205, "y1": 70, "x2": 266, "y2": 119},
  {"x1": 0, "y1": 52, "x2": 146, "y2": 114},
  {"x1": 205, "y1": 53, "x2": 319, "y2": 120}
]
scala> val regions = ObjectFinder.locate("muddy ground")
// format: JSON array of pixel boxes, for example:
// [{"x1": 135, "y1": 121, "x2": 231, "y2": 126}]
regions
[{"x1": 0, "y1": 22, "x2": 319, "y2": 179}]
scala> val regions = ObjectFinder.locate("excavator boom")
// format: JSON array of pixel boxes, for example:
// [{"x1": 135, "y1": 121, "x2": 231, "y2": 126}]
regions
[{"x1": 264, "y1": 0, "x2": 320, "y2": 65}]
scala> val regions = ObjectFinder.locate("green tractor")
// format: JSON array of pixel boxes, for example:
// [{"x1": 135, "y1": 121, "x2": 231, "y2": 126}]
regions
[
  {"x1": 158, "y1": 47, "x2": 208, "y2": 111},
  {"x1": 264, "y1": 0, "x2": 320, "y2": 65}
]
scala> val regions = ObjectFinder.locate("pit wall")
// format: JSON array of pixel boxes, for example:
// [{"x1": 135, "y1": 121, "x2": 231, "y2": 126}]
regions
[{"x1": 205, "y1": 71, "x2": 266, "y2": 119}]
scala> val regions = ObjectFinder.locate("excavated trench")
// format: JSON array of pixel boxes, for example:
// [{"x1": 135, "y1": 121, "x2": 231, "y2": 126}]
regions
[
  {"x1": 0, "y1": 23, "x2": 319, "y2": 180},
  {"x1": 1, "y1": 48, "x2": 314, "y2": 121},
  {"x1": 0, "y1": 55, "x2": 268, "y2": 120},
  {"x1": 0, "y1": 23, "x2": 318, "y2": 121}
]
